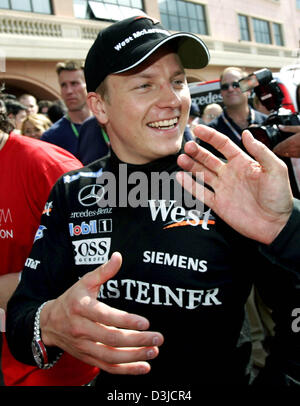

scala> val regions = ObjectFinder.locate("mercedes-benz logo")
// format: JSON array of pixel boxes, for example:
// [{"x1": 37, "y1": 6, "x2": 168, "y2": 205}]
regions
[{"x1": 78, "y1": 184, "x2": 105, "y2": 207}]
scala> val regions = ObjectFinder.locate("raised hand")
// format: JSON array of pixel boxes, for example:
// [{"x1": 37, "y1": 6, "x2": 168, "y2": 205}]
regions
[
  {"x1": 40, "y1": 252, "x2": 164, "y2": 375},
  {"x1": 176, "y1": 125, "x2": 293, "y2": 244}
]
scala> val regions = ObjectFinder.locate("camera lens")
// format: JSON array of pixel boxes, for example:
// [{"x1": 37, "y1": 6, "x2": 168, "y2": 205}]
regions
[{"x1": 248, "y1": 126, "x2": 272, "y2": 149}]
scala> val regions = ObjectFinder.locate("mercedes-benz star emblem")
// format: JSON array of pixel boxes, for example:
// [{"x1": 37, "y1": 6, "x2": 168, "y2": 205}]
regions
[{"x1": 78, "y1": 184, "x2": 105, "y2": 206}]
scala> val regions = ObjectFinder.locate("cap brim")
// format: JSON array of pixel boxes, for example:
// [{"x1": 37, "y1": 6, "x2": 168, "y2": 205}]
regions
[{"x1": 113, "y1": 32, "x2": 210, "y2": 74}]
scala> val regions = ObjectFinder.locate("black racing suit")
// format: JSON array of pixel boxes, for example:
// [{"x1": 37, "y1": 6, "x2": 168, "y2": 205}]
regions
[{"x1": 6, "y1": 149, "x2": 300, "y2": 387}]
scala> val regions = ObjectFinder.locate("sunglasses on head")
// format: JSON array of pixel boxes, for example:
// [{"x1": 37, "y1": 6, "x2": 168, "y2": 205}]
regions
[{"x1": 220, "y1": 81, "x2": 240, "y2": 91}]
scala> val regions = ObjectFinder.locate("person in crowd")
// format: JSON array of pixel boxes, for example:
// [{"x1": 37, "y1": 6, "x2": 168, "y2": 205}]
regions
[
  {"x1": 201, "y1": 103, "x2": 223, "y2": 124},
  {"x1": 0, "y1": 99, "x2": 99, "y2": 386},
  {"x1": 6, "y1": 16, "x2": 300, "y2": 390},
  {"x1": 41, "y1": 60, "x2": 91, "y2": 156},
  {"x1": 4, "y1": 99, "x2": 28, "y2": 134},
  {"x1": 208, "y1": 67, "x2": 267, "y2": 141},
  {"x1": 18, "y1": 93, "x2": 39, "y2": 115},
  {"x1": 47, "y1": 99, "x2": 67, "y2": 124},
  {"x1": 1, "y1": 93, "x2": 16, "y2": 101},
  {"x1": 21, "y1": 113, "x2": 52, "y2": 140},
  {"x1": 38, "y1": 100, "x2": 53, "y2": 115}
]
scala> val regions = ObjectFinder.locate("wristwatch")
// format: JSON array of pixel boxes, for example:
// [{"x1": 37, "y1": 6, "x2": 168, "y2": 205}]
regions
[{"x1": 31, "y1": 301, "x2": 62, "y2": 369}]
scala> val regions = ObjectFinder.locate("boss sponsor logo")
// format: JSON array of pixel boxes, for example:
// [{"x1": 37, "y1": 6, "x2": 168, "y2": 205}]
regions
[
  {"x1": 69, "y1": 219, "x2": 112, "y2": 236},
  {"x1": 72, "y1": 238, "x2": 111, "y2": 265},
  {"x1": 25, "y1": 258, "x2": 41, "y2": 270}
]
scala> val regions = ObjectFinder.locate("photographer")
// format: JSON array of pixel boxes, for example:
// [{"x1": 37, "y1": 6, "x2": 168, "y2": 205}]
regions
[{"x1": 208, "y1": 67, "x2": 267, "y2": 142}]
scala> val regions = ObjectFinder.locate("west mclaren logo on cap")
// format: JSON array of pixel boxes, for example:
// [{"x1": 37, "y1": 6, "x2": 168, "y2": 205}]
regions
[{"x1": 114, "y1": 27, "x2": 170, "y2": 52}]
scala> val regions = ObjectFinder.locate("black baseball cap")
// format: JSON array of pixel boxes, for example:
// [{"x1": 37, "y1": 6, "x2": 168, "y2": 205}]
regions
[{"x1": 84, "y1": 15, "x2": 210, "y2": 92}]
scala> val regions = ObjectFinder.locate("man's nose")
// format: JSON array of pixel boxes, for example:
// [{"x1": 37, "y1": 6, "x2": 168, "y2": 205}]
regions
[
  {"x1": 157, "y1": 84, "x2": 181, "y2": 108},
  {"x1": 64, "y1": 84, "x2": 73, "y2": 94}
]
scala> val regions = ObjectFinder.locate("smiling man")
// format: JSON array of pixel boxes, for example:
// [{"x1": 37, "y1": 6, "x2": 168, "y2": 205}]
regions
[
  {"x1": 6, "y1": 16, "x2": 300, "y2": 391},
  {"x1": 88, "y1": 47, "x2": 190, "y2": 165}
]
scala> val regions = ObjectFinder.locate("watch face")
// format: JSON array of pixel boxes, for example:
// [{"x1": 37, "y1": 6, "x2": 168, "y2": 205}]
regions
[{"x1": 31, "y1": 340, "x2": 44, "y2": 368}]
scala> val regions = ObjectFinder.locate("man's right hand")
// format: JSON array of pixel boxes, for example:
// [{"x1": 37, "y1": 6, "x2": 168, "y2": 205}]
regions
[{"x1": 39, "y1": 252, "x2": 164, "y2": 375}]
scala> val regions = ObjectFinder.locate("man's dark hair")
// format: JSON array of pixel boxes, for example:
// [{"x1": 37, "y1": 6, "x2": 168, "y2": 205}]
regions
[
  {"x1": 0, "y1": 98, "x2": 14, "y2": 134},
  {"x1": 5, "y1": 99, "x2": 28, "y2": 116},
  {"x1": 47, "y1": 99, "x2": 67, "y2": 123}
]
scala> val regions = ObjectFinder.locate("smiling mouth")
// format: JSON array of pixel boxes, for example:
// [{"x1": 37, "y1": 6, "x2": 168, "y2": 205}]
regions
[{"x1": 147, "y1": 117, "x2": 179, "y2": 130}]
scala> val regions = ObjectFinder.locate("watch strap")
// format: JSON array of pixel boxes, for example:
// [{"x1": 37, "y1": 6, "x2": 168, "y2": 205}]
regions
[{"x1": 32, "y1": 301, "x2": 63, "y2": 369}]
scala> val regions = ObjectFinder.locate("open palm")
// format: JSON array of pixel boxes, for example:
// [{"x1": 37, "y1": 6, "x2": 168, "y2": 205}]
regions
[{"x1": 177, "y1": 125, "x2": 293, "y2": 244}]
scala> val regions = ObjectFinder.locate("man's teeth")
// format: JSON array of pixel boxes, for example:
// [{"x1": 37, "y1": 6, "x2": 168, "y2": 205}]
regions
[{"x1": 148, "y1": 118, "x2": 178, "y2": 129}]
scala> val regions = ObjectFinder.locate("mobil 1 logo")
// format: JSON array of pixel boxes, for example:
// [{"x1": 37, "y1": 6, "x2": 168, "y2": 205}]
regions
[
  {"x1": 69, "y1": 219, "x2": 112, "y2": 237},
  {"x1": 72, "y1": 237, "x2": 111, "y2": 265}
]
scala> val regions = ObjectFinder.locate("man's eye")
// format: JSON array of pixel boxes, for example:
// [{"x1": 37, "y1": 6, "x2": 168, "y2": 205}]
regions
[
  {"x1": 173, "y1": 79, "x2": 185, "y2": 87},
  {"x1": 138, "y1": 83, "x2": 151, "y2": 89}
]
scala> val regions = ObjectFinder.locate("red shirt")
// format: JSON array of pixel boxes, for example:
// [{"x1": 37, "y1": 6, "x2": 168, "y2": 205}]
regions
[{"x1": 0, "y1": 133, "x2": 99, "y2": 385}]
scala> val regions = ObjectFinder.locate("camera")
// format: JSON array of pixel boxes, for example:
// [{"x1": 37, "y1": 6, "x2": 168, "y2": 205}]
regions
[{"x1": 239, "y1": 68, "x2": 300, "y2": 149}]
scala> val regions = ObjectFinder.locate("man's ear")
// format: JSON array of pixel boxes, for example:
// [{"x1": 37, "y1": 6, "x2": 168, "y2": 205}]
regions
[{"x1": 87, "y1": 92, "x2": 108, "y2": 125}]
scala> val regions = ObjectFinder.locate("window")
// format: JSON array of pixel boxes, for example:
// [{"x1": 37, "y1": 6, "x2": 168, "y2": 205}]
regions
[
  {"x1": 253, "y1": 18, "x2": 271, "y2": 44},
  {"x1": 73, "y1": 0, "x2": 144, "y2": 20},
  {"x1": 158, "y1": 0, "x2": 208, "y2": 35},
  {"x1": 239, "y1": 14, "x2": 284, "y2": 46},
  {"x1": 0, "y1": 0, "x2": 52, "y2": 13},
  {"x1": 238, "y1": 15, "x2": 250, "y2": 41},
  {"x1": 272, "y1": 22, "x2": 283, "y2": 46},
  {"x1": 297, "y1": 0, "x2": 300, "y2": 9}
]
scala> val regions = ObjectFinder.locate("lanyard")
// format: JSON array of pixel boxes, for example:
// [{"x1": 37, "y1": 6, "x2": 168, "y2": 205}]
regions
[
  {"x1": 67, "y1": 115, "x2": 110, "y2": 146},
  {"x1": 101, "y1": 126, "x2": 110, "y2": 147},
  {"x1": 221, "y1": 109, "x2": 255, "y2": 141},
  {"x1": 66, "y1": 115, "x2": 80, "y2": 138}
]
